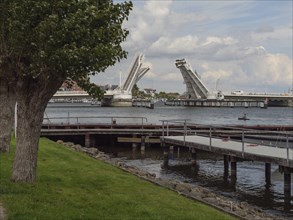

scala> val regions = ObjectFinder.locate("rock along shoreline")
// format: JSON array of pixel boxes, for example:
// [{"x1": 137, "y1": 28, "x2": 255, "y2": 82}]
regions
[{"x1": 59, "y1": 140, "x2": 286, "y2": 220}]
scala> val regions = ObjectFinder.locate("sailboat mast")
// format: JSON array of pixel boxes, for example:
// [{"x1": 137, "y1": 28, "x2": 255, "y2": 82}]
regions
[{"x1": 119, "y1": 69, "x2": 122, "y2": 91}]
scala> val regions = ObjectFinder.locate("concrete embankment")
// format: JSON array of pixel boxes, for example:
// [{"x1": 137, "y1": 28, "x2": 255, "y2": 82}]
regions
[{"x1": 58, "y1": 140, "x2": 285, "y2": 220}]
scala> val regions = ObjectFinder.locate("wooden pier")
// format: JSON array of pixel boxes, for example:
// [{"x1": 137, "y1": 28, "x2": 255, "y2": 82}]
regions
[
  {"x1": 160, "y1": 119, "x2": 293, "y2": 206},
  {"x1": 132, "y1": 99, "x2": 154, "y2": 109},
  {"x1": 161, "y1": 135, "x2": 293, "y2": 167}
]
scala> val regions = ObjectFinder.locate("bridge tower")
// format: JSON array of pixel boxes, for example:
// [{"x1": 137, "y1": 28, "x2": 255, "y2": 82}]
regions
[
  {"x1": 175, "y1": 59, "x2": 210, "y2": 99},
  {"x1": 122, "y1": 53, "x2": 150, "y2": 93},
  {"x1": 102, "y1": 53, "x2": 150, "y2": 107}
]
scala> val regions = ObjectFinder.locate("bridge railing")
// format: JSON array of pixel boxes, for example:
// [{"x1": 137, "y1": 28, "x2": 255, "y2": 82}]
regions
[
  {"x1": 43, "y1": 116, "x2": 148, "y2": 129},
  {"x1": 161, "y1": 119, "x2": 293, "y2": 161}
]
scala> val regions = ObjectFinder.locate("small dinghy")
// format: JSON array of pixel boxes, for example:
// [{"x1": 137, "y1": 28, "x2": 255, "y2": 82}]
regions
[{"x1": 238, "y1": 114, "x2": 249, "y2": 120}]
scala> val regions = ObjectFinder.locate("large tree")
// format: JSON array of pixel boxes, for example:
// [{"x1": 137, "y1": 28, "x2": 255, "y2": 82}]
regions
[
  {"x1": 0, "y1": 0, "x2": 16, "y2": 153},
  {"x1": 0, "y1": 0, "x2": 132, "y2": 183}
]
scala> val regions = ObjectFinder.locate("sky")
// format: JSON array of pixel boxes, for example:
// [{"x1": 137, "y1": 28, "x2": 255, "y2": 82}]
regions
[{"x1": 92, "y1": 0, "x2": 293, "y2": 94}]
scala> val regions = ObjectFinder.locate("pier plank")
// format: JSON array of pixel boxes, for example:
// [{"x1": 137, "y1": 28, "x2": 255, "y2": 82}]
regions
[{"x1": 117, "y1": 137, "x2": 160, "y2": 143}]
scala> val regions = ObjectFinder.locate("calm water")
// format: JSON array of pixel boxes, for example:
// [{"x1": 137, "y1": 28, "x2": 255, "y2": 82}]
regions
[
  {"x1": 45, "y1": 103, "x2": 293, "y2": 217},
  {"x1": 46, "y1": 102, "x2": 293, "y2": 126}
]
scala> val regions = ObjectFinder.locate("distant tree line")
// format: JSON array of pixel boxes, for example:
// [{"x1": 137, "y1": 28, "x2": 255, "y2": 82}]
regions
[{"x1": 132, "y1": 84, "x2": 180, "y2": 100}]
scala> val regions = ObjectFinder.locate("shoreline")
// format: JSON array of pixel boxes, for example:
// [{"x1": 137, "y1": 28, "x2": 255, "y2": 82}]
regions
[{"x1": 59, "y1": 140, "x2": 286, "y2": 220}]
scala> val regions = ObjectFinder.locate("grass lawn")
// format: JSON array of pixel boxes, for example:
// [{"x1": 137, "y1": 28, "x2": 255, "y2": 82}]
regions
[{"x1": 0, "y1": 138, "x2": 236, "y2": 220}]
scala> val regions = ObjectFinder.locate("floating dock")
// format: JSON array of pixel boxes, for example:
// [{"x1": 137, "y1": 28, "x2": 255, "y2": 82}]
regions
[{"x1": 165, "y1": 99, "x2": 267, "y2": 108}]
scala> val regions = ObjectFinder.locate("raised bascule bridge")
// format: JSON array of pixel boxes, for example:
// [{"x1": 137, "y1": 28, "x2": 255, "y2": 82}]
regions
[
  {"x1": 101, "y1": 53, "x2": 150, "y2": 107},
  {"x1": 51, "y1": 53, "x2": 150, "y2": 107},
  {"x1": 175, "y1": 59, "x2": 224, "y2": 101},
  {"x1": 175, "y1": 59, "x2": 211, "y2": 100},
  {"x1": 172, "y1": 59, "x2": 292, "y2": 108}
]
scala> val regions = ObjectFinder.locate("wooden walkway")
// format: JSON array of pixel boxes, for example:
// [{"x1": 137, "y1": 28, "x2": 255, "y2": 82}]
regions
[
  {"x1": 161, "y1": 133, "x2": 293, "y2": 202},
  {"x1": 162, "y1": 135, "x2": 293, "y2": 168}
]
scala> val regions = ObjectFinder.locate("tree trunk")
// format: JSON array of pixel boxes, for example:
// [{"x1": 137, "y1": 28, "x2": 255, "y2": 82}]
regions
[
  {"x1": 0, "y1": 79, "x2": 15, "y2": 153},
  {"x1": 11, "y1": 98, "x2": 44, "y2": 183},
  {"x1": 11, "y1": 77, "x2": 63, "y2": 183}
]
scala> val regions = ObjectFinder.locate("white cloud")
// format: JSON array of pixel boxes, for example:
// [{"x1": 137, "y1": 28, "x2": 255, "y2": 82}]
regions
[
  {"x1": 202, "y1": 36, "x2": 238, "y2": 47},
  {"x1": 124, "y1": 0, "x2": 174, "y2": 49},
  {"x1": 149, "y1": 35, "x2": 199, "y2": 55},
  {"x1": 202, "y1": 69, "x2": 233, "y2": 81},
  {"x1": 240, "y1": 53, "x2": 292, "y2": 85},
  {"x1": 97, "y1": 1, "x2": 293, "y2": 93},
  {"x1": 251, "y1": 26, "x2": 292, "y2": 42},
  {"x1": 148, "y1": 35, "x2": 240, "y2": 57},
  {"x1": 145, "y1": 0, "x2": 172, "y2": 18},
  {"x1": 161, "y1": 72, "x2": 183, "y2": 81},
  {"x1": 255, "y1": 25, "x2": 274, "y2": 33},
  {"x1": 197, "y1": 52, "x2": 292, "y2": 92}
]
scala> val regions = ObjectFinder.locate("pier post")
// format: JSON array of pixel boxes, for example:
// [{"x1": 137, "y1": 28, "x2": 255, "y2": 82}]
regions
[
  {"x1": 191, "y1": 148, "x2": 197, "y2": 166},
  {"x1": 145, "y1": 136, "x2": 150, "y2": 148},
  {"x1": 132, "y1": 142, "x2": 137, "y2": 150},
  {"x1": 132, "y1": 135, "x2": 138, "y2": 159},
  {"x1": 284, "y1": 167, "x2": 291, "y2": 206},
  {"x1": 132, "y1": 135, "x2": 137, "y2": 150},
  {"x1": 190, "y1": 149, "x2": 199, "y2": 174},
  {"x1": 265, "y1": 163, "x2": 271, "y2": 185},
  {"x1": 279, "y1": 166, "x2": 293, "y2": 210},
  {"x1": 90, "y1": 135, "x2": 96, "y2": 148},
  {"x1": 162, "y1": 142, "x2": 169, "y2": 167},
  {"x1": 132, "y1": 142, "x2": 137, "y2": 159},
  {"x1": 190, "y1": 148, "x2": 199, "y2": 174},
  {"x1": 85, "y1": 133, "x2": 90, "y2": 148},
  {"x1": 230, "y1": 157, "x2": 237, "y2": 184},
  {"x1": 224, "y1": 155, "x2": 229, "y2": 179},
  {"x1": 169, "y1": 146, "x2": 174, "y2": 159},
  {"x1": 141, "y1": 136, "x2": 146, "y2": 158},
  {"x1": 132, "y1": 143, "x2": 137, "y2": 151}
]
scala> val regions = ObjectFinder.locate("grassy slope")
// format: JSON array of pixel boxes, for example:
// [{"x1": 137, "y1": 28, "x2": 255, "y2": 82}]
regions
[{"x1": 0, "y1": 138, "x2": 236, "y2": 220}]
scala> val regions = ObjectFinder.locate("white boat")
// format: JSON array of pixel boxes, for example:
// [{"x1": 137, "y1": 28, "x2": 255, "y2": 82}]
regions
[{"x1": 101, "y1": 90, "x2": 132, "y2": 107}]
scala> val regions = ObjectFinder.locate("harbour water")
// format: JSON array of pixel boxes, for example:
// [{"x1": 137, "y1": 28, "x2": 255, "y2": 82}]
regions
[
  {"x1": 45, "y1": 103, "x2": 293, "y2": 217},
  {"x1": 46, "y1": 102, "x2": 292, "y2": 126}
]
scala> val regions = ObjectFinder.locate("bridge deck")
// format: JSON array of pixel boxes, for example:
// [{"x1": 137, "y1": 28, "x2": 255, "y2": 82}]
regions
[{"x1": 162, "y1": 135, "x2": 293, "y2": 168}]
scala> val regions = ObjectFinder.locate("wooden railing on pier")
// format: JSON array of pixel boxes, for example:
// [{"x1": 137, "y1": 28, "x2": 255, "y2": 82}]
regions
[
  {"x1": 160, "y1": 119, "x2": 293, "y2": 163},
  {"x1": 42, "y1": 116, "x2": 293, "y2": 141}
]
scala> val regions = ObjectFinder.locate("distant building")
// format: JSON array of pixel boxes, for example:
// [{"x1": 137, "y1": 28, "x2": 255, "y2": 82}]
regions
[
  {"x1": 144, "y1": 88, "x2": 156, "y2": 97},
  {"x1": 59, "y1": 80, "x2": 84, "y2": 91},
  {"x1": 179, "y1": 94, "x2": 187, "y2": 100},
  {"x1": 99, "y1": 84, "x2": 119, "y2": 91}
]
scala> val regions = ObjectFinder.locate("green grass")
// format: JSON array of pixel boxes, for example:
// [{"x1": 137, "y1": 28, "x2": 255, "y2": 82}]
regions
[{"x1": 0, "y1": 138, "x2": 236, "y2": 220}]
